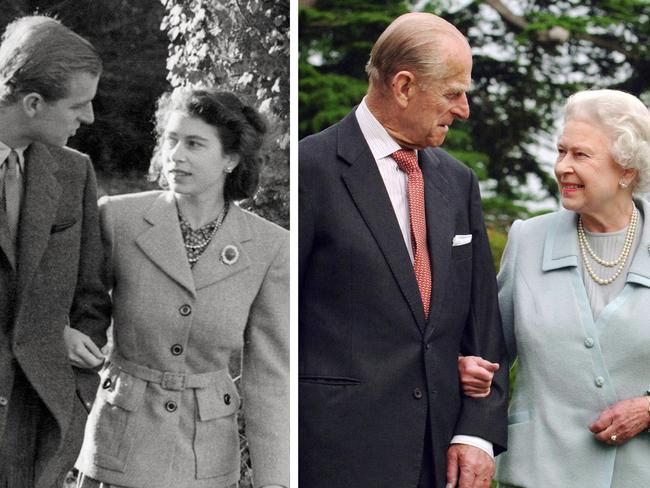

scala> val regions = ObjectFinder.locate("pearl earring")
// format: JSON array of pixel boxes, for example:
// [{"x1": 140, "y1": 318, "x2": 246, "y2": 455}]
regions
[
  {"x1": 224, "y1": 167, "x2": 233, "y2": 174},
  {"x1": 619, "y1": 180, "x2": 629, "y2": 189}
]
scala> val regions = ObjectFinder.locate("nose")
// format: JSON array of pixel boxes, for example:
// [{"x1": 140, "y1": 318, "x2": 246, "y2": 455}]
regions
[
  {"x1": 169, "y1": 141, "x2": 186, "y2": 162},
  {"x1": 554, "y1": 153, "x2": 574, "y2": 178},
  {"x1": 79, "y1": 102, "x2": 94, "y2": 125},
  {"x1": 452, "y1": 93, "x2": 470, "y2": 120}
]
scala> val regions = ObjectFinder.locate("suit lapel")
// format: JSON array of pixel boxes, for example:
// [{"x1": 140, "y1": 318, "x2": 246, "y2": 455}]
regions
[
  {"x1": 136, "y1": 192, "x2": 197, "y2": 296},
  {"x1": 16, "y1": 143, "x2": 61, "y2": 298},
  {"x1": 338, "y1": 113, "x2": 426, "y2": 332},
  {"x1": 191, "y1": 204, "x2": 252, "y2": 291},
  {"x1": 419, "y1": 149, "x2": 454, "y2": 329}
]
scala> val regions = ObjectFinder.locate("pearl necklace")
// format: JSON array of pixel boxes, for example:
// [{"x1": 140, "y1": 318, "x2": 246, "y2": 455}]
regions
[{"x1": 577, "y1": 206, "x2": 638, "y2": 285}]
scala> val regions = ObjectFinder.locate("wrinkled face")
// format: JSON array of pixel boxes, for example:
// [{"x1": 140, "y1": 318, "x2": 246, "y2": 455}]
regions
[
  {"x1": 162, "y1": 111, "x2": 237, "y2": 199},
  {"x1": 31, "y1": 71, "x2": 98, "y2": 146},
  {"x1": 555, "y1": 119, "x2": 627, "y2": 217},
  {"x1": 398, "y1": 45, "x2": 472, "y2": 148}
]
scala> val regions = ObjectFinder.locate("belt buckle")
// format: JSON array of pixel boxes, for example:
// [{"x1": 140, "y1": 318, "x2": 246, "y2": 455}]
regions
[{"x1": 161, "y1": 371, "x2": 186, "y2": 391}]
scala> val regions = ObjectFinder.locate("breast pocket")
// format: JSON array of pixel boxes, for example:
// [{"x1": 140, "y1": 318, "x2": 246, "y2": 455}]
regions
[
  {"x1": 451, "y1": 241, "x2": 473, "y2": 261},
  {"x1": 86, "y1": 367, "x2": 147, "y2": 472},
  {"x1": 194, "y1": 377, "x2": 241, "y2": 479}
]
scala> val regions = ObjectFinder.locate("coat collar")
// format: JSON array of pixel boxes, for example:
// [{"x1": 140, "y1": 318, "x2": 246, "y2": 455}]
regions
[
  {"x1": 136, "y1": 192, "x2": 252, "y2": 297},
  {"x1": 542, "y1": 198, "x2": 650, "y2": 288}
]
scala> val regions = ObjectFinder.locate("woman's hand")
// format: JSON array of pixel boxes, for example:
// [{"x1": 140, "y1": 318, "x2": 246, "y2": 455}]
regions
[
  {"x1": 589, "y1": 396, "x2": 650, "y2": 445},
  {"x1": 458, "y1": 355, "x2": 499, "y2": 398},
  {"x1": 63, "y1": 325, "x2": 105, "y2": 369}
]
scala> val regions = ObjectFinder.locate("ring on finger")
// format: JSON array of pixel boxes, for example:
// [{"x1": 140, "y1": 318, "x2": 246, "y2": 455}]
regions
[{"x1": 610, "y1": 434, "x2": 618, "y2": 442}]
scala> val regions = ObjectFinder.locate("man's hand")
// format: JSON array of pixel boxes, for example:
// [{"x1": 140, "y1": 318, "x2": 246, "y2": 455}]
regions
[
  {"x1": 446, "y1": 443, "x2": 495, "y2": 488},
  {"x1": 589, "y1": 396, "x2": 650, "y2": 445},
  {"x1": 458, "y1": 355, "x2": 499, "y2": 398},
  {"x1": 63, "y1": 325, "x2": 105, "y2": 369}
]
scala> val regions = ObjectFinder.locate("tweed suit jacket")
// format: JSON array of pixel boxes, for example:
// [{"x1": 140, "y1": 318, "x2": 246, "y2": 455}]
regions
[
  {"x1": 0, "y1": 142, "x2": 110, "y2": 488},
  {"x1": 76, "y1": 191, "x2": 289, "y2": 488},
  {"x1": 496, "y1": 198, "x2": 650, "y2": 488},
  {"x1": 299, "y1": 111, "x2": 508, "y2": 488}
]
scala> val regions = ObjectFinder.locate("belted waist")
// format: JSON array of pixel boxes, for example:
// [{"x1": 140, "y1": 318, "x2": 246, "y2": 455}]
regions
[{"x1": 108, "y1": 354, "x2": 227, "y2": 391}]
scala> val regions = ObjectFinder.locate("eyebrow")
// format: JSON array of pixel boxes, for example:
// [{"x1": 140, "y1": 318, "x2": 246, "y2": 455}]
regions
[{"x1": 164, "y1": 131, "x2": 210, "y2": 142}]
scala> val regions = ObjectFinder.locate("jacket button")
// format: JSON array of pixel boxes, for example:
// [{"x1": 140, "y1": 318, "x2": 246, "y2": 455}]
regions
[
  {"x1": 413, "y1": 388, "x2": 423, "y2": 400},
  {"x1": 595, "y1": 376, "x2": 605, "y2": 387},
  {"x1": 224, "y1": 393, "x2": 231, "y2": 405},
  {"x1": 584, "y1": 338, "x2": 594, "y2": 348},
  {"x1": 0, "y1": 396, "x2": 7, "y2": 406},
  {"x1": 179, "y1": 304, "x2": 192, "y2": 316},
  {"x1": 170, "y1": 344, "x2": 184, "y2": 356},
  {"x1": 165, "y1": 401, "x2": 178, "y2": 412},
  {"x1": 102, "y1": 378, "x2": 112, "y2": 389}
]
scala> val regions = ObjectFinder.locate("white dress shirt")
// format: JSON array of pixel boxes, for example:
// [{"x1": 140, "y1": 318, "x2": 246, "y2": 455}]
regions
[{"x1": 355, "y1": 98, "x2": 494, "y2": 458}]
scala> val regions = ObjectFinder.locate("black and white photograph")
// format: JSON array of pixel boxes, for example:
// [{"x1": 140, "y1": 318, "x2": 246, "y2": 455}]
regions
[{"x1": 0, "y1": 1, "x2": 288, "y2": 487}]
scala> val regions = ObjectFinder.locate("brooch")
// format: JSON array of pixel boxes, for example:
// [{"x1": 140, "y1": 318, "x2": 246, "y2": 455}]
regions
[{"x1": 221, "y1": 244, "x2": 239, "y2": 265}]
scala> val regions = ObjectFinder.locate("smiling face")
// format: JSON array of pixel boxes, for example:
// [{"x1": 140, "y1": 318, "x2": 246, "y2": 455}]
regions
[
  {"x1": 30, "y1": 71, "x2": 98, "y2": 146},
  {"x1": 162, "y1": 111, "x2": 238, "y2": 201},
  {"x1": 555, "y1": 119, "x2": 633, "y2": 221}
]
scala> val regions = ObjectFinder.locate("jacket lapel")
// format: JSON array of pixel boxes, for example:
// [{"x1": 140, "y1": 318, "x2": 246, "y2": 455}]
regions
[
  {"x1": 136, "y1": 192, "x2": 197, "y2": 296},
  {"x1": 542, "y1": 209, "x2": 579, "y2": 272},
  {"x1": 419, "y1": 149, "x2": 454, "y2": 328},
  {"x1": 16, "y1": 143, "x2": 61, "y2": 298},
  {"x1": 191, "y1": 204, "x2": 252, "y2": 291},
  {"x1": 338, "y1": 112, "x2": 426, "y2": 332},
  {"x1": 626, "y1": 198, "x2": 650, "y2": 288}
]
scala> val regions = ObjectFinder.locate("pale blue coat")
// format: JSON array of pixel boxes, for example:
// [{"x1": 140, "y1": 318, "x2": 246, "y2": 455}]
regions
[{"x1": 496, "y1": 198, "x2": 650, "y2": 488}]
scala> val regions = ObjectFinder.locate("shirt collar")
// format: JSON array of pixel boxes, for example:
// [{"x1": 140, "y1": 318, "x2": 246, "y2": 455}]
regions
[
  {"x1": 355, "y1": 97, "x2": 408, "y2": 161},
  {"x1": 0, "y1": 140, "x2": 28, "y2": 173}
]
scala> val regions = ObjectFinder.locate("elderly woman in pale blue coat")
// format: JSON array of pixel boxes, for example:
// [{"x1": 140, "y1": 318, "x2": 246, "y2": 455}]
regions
[
  {"x1": 69, "y1": 87, "x2": 288, "y2": 488},
  {"x1": 458, "y1": 89, "x2": 650, "y2": 488}
]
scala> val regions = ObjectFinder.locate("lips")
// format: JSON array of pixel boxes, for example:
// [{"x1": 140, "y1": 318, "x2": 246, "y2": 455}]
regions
[
  {"x1": 168, "y1": 169, "x2": 191, "y2": 176},
  {"x1": 560, "y1": 182, "x2": 584, "y2": 192}
]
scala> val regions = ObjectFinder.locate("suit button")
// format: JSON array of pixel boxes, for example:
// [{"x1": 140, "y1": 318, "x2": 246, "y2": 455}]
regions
[
  {"x1": 224, "y1": 393, "x2": 231, "y2": 405},
  {"x1": 179, "y1": 304, "x2": 192, "y2": 316},
  {"x1": 165, "y1": 401, "x2": 178, "y2": 412},
  {"x1": 425, "y1": 344, "x2": 431, "y2": 351},
  {"x1": 102, "y1": 378, "x2": 112, "y2": 389},
  {"x1": 413, "y1": 388, "x2": 423, "y2": 400},
  {"x1": 595, "y1": 376, "x2": 605, "y2": 387},
  {"x1": 584, "y1": 338, "x2": 594, "y2": 348},
  {"x1": 171, "y1": 344, "x2": 184, "y2": 356},
  {"x1": 0, "y1": 396, "x2": 7, "y2": 406}
]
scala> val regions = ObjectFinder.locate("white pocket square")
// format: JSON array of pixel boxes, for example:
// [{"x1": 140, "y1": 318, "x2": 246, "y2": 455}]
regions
[{"x1": 452, "y1": 234, "x2": 472, "y2": 246}]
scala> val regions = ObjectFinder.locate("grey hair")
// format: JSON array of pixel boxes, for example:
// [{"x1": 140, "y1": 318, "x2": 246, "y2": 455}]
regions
[
  {"x1": 564, "y1": 89, "x2": 650, "y2": 194},
  {"x1": 365, "y1": 12, "x2": 468, "y2": 88}
]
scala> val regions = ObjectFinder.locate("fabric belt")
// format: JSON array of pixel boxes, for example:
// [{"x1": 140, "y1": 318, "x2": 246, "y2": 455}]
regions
[{"x1": 108, "y1": 354, "x2": 226, "y2": 391}]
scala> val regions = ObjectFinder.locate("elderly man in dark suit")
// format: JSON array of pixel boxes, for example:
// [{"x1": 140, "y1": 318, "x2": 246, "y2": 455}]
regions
[
  {"x1": 299, "y1": 12, "x2": 508, "y2": 488},
  {"x1": 0, "y1": 16, "x2": 110, "y2": 488}
]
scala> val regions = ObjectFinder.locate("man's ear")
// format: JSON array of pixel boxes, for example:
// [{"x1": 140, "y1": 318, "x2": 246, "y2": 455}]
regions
[
  {"x1": 21, "y1": 92, "x2": 45, "y2": 118},
  {"x1": 390, "y1": 70, "x2": 416, "y2": 109}
]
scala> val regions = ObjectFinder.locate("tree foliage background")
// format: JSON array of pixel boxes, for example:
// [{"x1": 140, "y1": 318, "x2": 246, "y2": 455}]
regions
[{"x1": 300, "y1": 0, "x2": 650, "y2": 241}]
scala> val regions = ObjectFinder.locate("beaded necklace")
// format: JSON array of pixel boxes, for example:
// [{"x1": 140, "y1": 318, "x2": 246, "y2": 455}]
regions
[
  {"x1": 178, "y1": 202, "x2": 229, "y2": 267},
  {"x1": 577, "y1": 206, "x2": 638, "y2": 285}
]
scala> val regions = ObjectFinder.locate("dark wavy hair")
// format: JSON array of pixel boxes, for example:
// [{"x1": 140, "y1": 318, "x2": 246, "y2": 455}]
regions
[
  {"x1": 0, "y1": 16, "x2": 102, "y2": 105},
  {"x1": 149, "y1": 86, "x2": 267, "y2": 202}
]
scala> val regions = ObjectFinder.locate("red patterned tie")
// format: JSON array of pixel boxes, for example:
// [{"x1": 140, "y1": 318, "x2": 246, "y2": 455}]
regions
[{"x1": 392, "y1": 149, "x2": 431, "y2": 320}]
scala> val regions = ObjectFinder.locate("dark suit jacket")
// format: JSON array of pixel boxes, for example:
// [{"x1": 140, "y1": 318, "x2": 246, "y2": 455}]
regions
[
  {"x1": 299, "y1": 111, "x2": 508, "y2": 488},
  {"x1": 0, "y1": 142, "x2": 110, "y2": 488}
]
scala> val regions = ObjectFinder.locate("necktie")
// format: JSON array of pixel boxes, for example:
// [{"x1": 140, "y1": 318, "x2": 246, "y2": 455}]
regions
[
  {"x1": 392, "y1": 149, "x2": 432, "y2": 320},
  {"x1": 2, "y1": 150, "x2": 21, "y2": 244}
]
